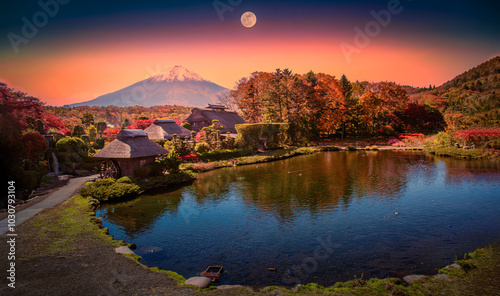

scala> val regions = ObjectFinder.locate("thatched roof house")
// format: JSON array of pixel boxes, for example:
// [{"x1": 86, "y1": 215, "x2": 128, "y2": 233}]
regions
[
  {"x1": 184, "y1": 104, "x2": 246, "y2": 134},
  {"x1": 144, "y1": 119, "x2": 191, "y2": 140},
  {"x1": 94, "y1": 130, "x2": 167, "y2": 178}
]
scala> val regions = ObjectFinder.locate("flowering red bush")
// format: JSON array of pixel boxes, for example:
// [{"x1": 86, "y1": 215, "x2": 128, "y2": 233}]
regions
[
  {"x1": 453, "y1": 129, "x2": 500, "y2": 144},
  {"x1": 178, "y1": 154, "x2": 201, "y2": 162},
  {"x1": 388, "y1": 136, "x2": 405, "y2": 147},
  {"x1": 398, "y1": 133, "x2": 425, "y2": 139}
]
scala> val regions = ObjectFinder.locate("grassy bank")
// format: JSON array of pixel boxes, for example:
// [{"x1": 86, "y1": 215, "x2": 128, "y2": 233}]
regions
[
  {"x1": 182, "y1": 146, "x2": 339, "y2": 173},
  {"x1": 3, "y1": 193, "x2": 500, "y2": 295},
  {"x1": 425, "y1": 146, "x2": 487, "y2": 159}
]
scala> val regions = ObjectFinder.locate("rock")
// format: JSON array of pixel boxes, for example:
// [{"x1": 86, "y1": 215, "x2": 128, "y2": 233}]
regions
[
  {"x1": 58, "y1": 175, "x2": 72, "y2": 181},
  {"x1": 115, "y1": 246, "x2": 134, "y2": 255},
  {"x1": 444, "y1": 263, "x2": 462, "y2": 270},
  {"x1": 217, "y1": 285, "x2": 243, "y2": 290},
  {"x1": 434, "y1": 274, "x2": 451, "y2": 281},
  {"x1": 184, "y1": 276, "x2": 212, "y2": 289},
  {"x1": 403, "y1": 275, "x2": 425, "y2": 284},
  {"x1": 129, "y1": 243, "x2": 137, "y2": 250}
]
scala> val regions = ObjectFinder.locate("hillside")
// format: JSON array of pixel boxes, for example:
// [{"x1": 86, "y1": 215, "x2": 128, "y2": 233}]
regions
[{"x1": 410, "y1": 56, "x2": 500, "y2": 129}]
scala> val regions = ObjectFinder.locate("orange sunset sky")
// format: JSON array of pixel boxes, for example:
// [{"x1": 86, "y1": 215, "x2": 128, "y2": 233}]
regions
[{"x1": 1, "y1": 0, "x2": 499, "y2": 106}]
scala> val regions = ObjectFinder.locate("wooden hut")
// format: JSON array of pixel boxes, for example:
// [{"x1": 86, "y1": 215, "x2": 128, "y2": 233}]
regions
[
  {"x1": 93, "y1": 129, "x2": 168, "y2": 178},
  {"x1": 184, "y1": 104, "x2": 246, "y2": 134},
  {"x1": 144, "y1": 119, "x2": 192, "y2": 140}
]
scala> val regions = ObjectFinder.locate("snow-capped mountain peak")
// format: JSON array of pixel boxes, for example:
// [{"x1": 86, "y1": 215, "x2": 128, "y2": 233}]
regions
[
  {"x1": 149, "y1": 65, "x2": 209, "y2": 83},
  {"x1": 68, "y1": 65, "x2": 228, "y2": 107}
]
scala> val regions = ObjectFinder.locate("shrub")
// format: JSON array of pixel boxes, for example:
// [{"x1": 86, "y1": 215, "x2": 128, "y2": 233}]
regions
[
  {"x1": 158, "y1": 150, "x2": 181, "y2": 174},
  {"x1": 345, "y1": 146, "x2": 358, "y2": 151},
  {"x1": 199, "y1": 148, "x2": 254, "y2": 162},
  {"x1": 153, "y1": 139, "x2": 168, "y2": 147},
  {"x1": 235, "y1": 123, "x2": 289, "y2": 150},
  {"x1": 22, "y1": 170, "x2": 41, "y2": 191},
  {"x1": 93, "y1": 137, "x2": 105, "y2": 149},
  {"x1": 181, "y1": 122, "x2": 192, "y2": 131},
  {"x1": 116, "y1": 176, "x2": 134, "y2": 184},
  {"x1": 453, "y1": 129, "x2": 500, "y2": 146},
  {"x1": 79, "y1": 179, "x2": 141, "y2": 202},
  {"x1": 431, "y1": 131, "x2": 456, "y2": 148},
  {"x1": 295, "y1": 147, "x2": 317, "y2": 154},
  {"x1": 485, "y1": 139, "x2": 500, "y2": 149},
  {"x1": 195, "y1": 142, "x2": 211, "y2": 154}
]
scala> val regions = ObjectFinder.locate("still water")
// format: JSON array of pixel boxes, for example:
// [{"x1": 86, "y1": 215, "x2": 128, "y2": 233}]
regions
[{"x1": 97, "y1": 151, "x2": 500, "y2": 286}]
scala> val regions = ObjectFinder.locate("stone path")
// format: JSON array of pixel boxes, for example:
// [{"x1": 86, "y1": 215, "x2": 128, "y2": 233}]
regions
[{"x1": 0, "y1": 174, "x2": 99, "y2": 235}]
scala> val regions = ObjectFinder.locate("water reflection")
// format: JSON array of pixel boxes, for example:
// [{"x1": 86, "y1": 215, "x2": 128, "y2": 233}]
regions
[{"x1": 96, "y1": 151, "x2": 500, "y2": 286}]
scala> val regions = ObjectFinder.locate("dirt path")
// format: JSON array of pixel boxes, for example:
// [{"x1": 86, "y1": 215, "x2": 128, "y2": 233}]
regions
[{"x1": 0, "y1": 175, "x2": 99, "y2": 235}]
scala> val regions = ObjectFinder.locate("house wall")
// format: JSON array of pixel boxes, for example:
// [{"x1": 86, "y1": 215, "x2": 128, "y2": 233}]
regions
[{"x1": 116, "y1": 157, "x2": 156, "y2": 178}]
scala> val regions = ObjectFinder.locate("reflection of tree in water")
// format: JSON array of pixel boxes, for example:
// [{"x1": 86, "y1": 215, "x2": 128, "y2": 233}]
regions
[
  {"x1": 99, "y1": 151, "x2": 439, "y2": 233},
  {"x1": 99, "y1": 172, "x2": 239, "y2": 235},
  {"x1": 98, "y1": 188, "x2": 184, "y2": 236},
  {"x1": 437, "y1": 157, "x2": 500, "y2": 185},
  {"x1": 237, "y1": 151, "x2": 434, "y2": 222},
  {"x1": 187, "y1": 168, "x2": 240, "y2": 203}
]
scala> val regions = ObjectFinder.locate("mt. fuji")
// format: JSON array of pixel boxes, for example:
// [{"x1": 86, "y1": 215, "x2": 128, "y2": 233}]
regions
[{"x1": 69, "y1": 66, "x2": 228, "y2": 107}]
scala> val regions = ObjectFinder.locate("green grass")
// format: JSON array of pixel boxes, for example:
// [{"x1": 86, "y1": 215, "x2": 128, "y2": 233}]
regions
[{"x1": 425, "y1": 146, "x2": 486, "y2": 159}]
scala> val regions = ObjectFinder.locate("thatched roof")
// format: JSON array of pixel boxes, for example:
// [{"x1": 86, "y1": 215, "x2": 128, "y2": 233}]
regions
[
  {"x1": 144, "y1": 119, "x2": 192, "y2": 140},
  {"x1": 94, "y1": 129, "x2": 168, "y2": 159},
  {"x1": 185, "y1": 107, "x2": 246, "y2": 133}
]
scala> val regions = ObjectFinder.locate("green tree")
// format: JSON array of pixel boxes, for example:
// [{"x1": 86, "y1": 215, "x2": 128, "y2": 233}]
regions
[
  {"x1": 72, "y1": 124, "x2": 85, "y2": 137},
  {"x1": 80, "y1": 112, "x2": 94, "y2": 128},
  {"x1": 95, "y1": 121, "x2": 107, "y2": 137},
  {"x1": 88, "y1": 124, "x2": 97, "y2": 141},
  {"x1": 181, "y1": 122, "x2": 192, "y2": 131}
]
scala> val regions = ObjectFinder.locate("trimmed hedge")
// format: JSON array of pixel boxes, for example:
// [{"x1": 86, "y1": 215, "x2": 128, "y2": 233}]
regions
[
  {"x1": 79, "y1": 171, "x2": 197, "y2": 202},
  {"x1": 198, "y1": 148, "x2": 254, "y2": 162},
  {"x1": 235, "y1": 123, "x2": 289, "y2": 150}
]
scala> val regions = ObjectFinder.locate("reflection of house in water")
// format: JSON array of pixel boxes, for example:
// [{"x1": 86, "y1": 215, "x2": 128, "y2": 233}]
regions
[
  {"x1": 144, "y1": 119, "x2": 192, "y2": 140},
  {"x1": 184, "y1": 104, "x2": 246, "y2": 135},
  {"x1": 93, "y1": 129, "x2": 167, "y2": 178}
]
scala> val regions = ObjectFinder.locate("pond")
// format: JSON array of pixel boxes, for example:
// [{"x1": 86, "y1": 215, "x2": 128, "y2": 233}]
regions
[{"x1": 96, "y1": 151, "x2": 500, "y2": 287}]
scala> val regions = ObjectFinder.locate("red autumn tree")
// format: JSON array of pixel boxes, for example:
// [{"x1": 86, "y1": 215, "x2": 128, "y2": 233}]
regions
[
  {"x1": 20, "y1": 132, "x2": 48, "y2": 159},
  {"x1": 129, "y1": 118, "x2": 154, "y2": 130}
]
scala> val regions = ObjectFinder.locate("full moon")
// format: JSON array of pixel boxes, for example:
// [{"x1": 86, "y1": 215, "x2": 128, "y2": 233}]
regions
[{"x1": 241, "y1": 12, "x2": 257, "y2": 28}]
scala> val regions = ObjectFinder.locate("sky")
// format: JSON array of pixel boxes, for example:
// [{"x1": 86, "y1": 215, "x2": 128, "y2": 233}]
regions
[{"x1": 0, "y1": 0, "x2": 499, "y2": 106}]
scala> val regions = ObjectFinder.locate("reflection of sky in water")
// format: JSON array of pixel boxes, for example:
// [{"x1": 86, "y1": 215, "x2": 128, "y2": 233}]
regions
[{"x1": 97, "y1": 151, "x2": 500, "y2": 286}]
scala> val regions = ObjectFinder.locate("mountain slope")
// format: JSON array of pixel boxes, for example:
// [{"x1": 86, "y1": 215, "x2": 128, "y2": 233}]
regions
[
  {"x1": 409, "y1": 56, "x2": 500, "y2": 128},
  {"x1": 69, "y1": 66, "x2": 228, "y2": 107}
]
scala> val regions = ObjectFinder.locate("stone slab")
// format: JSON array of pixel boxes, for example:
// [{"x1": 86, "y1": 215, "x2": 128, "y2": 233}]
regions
[{"x1": 184, "y1": 276, "x2": 212, "y2": 289}]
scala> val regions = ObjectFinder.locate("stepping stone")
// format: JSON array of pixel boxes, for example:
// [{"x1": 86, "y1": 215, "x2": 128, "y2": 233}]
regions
[
  {"x1": 217, "y1": 285, "x2": 243, "y2": 290},
  {"x1": 434, "y1": 274, "x2": 451, "y2": 281},
  {"x1": 403, "y1": 275, "x2": 425, "y2": 284},
  {"x1": 444, "y1": 263, "x2": 462, "y2": 270},
  {"x1": 115, "y1": 246, "x2": 134, "y2": 255},
  {"x1": 184, "y1": 276, "x2": 212, "y2": 289}
]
